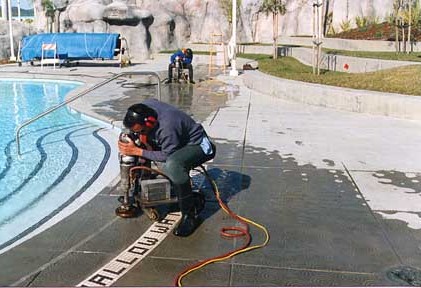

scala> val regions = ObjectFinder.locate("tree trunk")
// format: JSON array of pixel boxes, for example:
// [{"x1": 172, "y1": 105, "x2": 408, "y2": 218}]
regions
[
  {"x1": 252, "y1": 13, "x2": 258, "y2": 42},
  {"x1": 395, "y1": 1, "x2": 399, "y2": 53},
  {"x1": 408, "y1": 0, "x2": 412, "y2": 53},
  {"x1": 55, "y1": 11, "x2": 60, "y2": 33},
  {"x1": 273, "y1": 12, "x2": 277, "y2": 59},
  {"x1": 47, "y1": 18, "x2": 51, "y2": 33},
  {"x1": 402, "y1": 24, "x2": 406, "y2": 53},
  {"x1": 323, "y1": 0, "x2": 330, "y2": 36}
]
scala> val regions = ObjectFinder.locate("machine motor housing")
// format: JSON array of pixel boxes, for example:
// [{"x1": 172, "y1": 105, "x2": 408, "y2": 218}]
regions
[{"x1": 140, "y1": 178, "x2": 171, "y2": 202}]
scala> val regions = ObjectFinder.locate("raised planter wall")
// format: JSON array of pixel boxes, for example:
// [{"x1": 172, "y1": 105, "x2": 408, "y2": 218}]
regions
[{"x1": 242, "y1": 70, "x2": 421, "y2": 121}]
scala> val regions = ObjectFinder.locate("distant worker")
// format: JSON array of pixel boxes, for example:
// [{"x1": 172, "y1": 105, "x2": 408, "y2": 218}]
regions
[{"x1": 166, "y1": 48, "x2": 195, "y2": 84}]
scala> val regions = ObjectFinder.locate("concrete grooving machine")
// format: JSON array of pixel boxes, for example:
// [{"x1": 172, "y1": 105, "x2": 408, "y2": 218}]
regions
[{"x1": 115, "y1": 129, "x2": 204, "y2": 220}]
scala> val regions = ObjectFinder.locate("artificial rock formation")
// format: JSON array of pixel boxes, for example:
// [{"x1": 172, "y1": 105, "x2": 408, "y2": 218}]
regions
[
  {"x1": 2, "y1": 0, "x2": 397, "y2": 60},
  {"x1": 0, "y1": 20, "x2": 35, "y2": 59}
]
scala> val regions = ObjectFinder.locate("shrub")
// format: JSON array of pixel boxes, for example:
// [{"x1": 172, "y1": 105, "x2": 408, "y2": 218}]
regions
[
  {"x1": 374, "y1": 31, "x2": 383, "y2": 39},
  {"x1": 385, "y1": 12, "x2": 397, "y2": 27},
  {"x1": 355, "y1": 15, "x2": 369, "y2": 29},
  {"x1": 368, "y1": 16, "x2": 381, "y2": 25},
  {"x1": 340, "y1": 19, "x2": 352, "y2": 32}
]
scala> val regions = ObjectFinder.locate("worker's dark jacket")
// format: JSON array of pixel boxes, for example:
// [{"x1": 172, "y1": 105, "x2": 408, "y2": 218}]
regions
[{"x1": 141, "y1": 99, "x2": 206, "y2": 162}]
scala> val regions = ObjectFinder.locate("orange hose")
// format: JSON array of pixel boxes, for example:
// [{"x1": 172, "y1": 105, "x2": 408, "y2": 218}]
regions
[
  {"x1": 174, "y1": 166, "x2": 268, "y2": 287},
  {"x1": 130, "y1": 165, "x2": 269, "y2": 287}
]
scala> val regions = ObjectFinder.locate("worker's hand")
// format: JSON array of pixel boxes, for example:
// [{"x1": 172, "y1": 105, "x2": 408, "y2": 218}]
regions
[{"x1": 118, "y1": 138, "x2": 143, "y2": 157}]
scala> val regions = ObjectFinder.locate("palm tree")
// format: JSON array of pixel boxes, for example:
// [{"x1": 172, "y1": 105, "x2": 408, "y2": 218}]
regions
[
  {"x1": 259, "y1": 0, "x2": 286, "y2": 59},
  {"x1": 220, "y1": 0, "x2": 241, "y2": 24},
  {"x1": 41, "y1": 0, "x2": 55, "y2": 32}
]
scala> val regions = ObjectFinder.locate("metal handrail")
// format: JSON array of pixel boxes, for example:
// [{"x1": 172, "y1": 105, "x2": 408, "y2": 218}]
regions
[{"x1": 16, "y1": 71, "x2": 161, "y2": 155}]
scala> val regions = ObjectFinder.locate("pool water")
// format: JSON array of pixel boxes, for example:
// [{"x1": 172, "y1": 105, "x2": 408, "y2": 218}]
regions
[{"x1": 0, "y1": 79, "x2": 113, "y2": 251}]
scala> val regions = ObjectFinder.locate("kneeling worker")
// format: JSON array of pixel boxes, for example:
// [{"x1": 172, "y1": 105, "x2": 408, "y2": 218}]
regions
[
  {"x1": 166, "y1": 48, "x2": 195, "y2": 84},
  {"x1": 118, "y1": 99, "x2": 216, "y2": 237}
]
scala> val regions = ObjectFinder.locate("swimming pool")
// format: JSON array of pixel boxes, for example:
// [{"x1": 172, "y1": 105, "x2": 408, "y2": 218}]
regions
[{"x1": 0, "y1": 78, "x2": 118, "y2": 253}]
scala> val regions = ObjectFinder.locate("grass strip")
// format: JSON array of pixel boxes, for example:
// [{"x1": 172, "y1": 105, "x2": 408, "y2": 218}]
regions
[
  {"x1": 324, "y1": 49, "x2": 421, "y2": 62},
  {"x1": 239, "y1": 53, "x2": 421, "y2": 96}
]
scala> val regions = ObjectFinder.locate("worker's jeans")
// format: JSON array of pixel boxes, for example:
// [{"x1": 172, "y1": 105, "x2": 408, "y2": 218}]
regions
[{"x1": 163, "y1": 142, "x2": 215, "y2": 212}]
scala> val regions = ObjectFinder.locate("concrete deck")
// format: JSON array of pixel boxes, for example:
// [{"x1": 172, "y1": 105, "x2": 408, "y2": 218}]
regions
[{"x1": 0, "y1": 55, "x2": 421, "y2": 286}]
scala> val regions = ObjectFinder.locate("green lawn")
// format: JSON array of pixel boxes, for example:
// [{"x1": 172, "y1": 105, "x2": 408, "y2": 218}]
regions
[
  {"x1": 239, "y1": 53, "x2": 421, "y2": 96},
  {"x1": 323, "y1": 49, "x2": 421, "y2": 62}
]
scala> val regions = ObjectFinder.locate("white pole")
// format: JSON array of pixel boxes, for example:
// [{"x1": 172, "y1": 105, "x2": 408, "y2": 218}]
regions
[
  {"x1": 33, "y1": 0, "x2": 36, "y2": 19},
  {"x1": 229, "y1": 0, "x2": 239, "y2": 76},
  {"x1": 17, "y1": 0, "x2": 20, "y2": 21},
  {"x1": 7, "y1": 0, "x2": 16, "y2": 61}
]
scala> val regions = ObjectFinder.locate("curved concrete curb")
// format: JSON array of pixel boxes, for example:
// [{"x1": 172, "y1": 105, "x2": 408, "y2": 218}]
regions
[
  {"x1": 290, "y1": 47, "x2": 421, "y2": 73},
  {"x1": 242, "y1": 70, "x2": 421, "y2": 120}
]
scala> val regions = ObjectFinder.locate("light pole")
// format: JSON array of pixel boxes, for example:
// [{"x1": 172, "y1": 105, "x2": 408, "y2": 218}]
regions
[
  {"x1": 33, "y1": 0, "x2": 36, "y2": 20},
  {"x1": 17, "y1": 0, "x2": 20, "y2": 21},
  {"x1": 229, "y1": 0, "x2": 238, "y2": 76},
  {"x1": 7, "y1": 0, "x2": 16, "y2": 61}
]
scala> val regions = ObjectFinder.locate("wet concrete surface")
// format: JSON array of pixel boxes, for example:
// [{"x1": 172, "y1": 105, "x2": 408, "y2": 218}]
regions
[
  {"x1": 1, "y1": 58, "x2": 421, "y2": 286},
  {"x1": 91, "y1": 77, "x2": 230, "y2": 124}
]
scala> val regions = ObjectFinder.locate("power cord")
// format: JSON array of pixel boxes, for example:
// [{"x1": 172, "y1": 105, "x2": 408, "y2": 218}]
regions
[{"x1": 174, "y1": 165, "x2": 270, "y2": 286}]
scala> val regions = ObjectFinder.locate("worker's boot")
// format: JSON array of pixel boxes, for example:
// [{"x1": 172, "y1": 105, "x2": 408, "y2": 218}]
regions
[
  {"x1": 173, "y1": 183, "x2": 201, "y2": 237},
  {"x1": 192, "y1": 191, "x2": 205, "y2": 215}
]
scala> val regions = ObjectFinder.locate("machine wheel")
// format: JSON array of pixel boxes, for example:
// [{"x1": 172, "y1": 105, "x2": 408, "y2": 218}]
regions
[
  {"x1": 145, "y1": 207, "x2": 160, "y2": 221},
  {"x1": 115, "y1": 204, "x2": 138, "y2": 218}
]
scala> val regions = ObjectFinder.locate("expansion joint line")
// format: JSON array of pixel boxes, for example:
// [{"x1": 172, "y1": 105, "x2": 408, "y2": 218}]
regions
[
  {"x1": 229, "y1": 91, "x2": 252, "y2": 286},
  {"x1": 341, "y1": 162, "x2": 404, "y2": 265},
  {"x1": 240, "y1": 91, "x2": 252, "y2": 170}
]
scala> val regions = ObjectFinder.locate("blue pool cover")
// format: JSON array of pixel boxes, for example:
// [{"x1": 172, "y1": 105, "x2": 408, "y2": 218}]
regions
[{"x1": 20, "y1": 33, "x2": 120, "y2": 62}]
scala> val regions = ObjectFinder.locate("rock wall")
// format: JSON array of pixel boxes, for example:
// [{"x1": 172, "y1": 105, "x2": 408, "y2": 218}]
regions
[
  {"x1": 0, "y1": 20, "x2": 35, "y2": 59},
  {"x1": 327, "y1": 0, "x2": 394, "y2": 33},
  {"x1": 1, "y1": 0, "x2": 399, "y2": 60},
  {"x1": 250, "y1": 0, "x2": 395, "y2": 40}
]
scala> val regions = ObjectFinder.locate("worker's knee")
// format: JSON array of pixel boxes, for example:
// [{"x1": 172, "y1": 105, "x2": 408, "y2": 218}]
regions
[
  {"x1": 163, "y1": 158, "x2": 189, "y2": 184},
  {"x1": 164, "y1": 158, "x2": 179, "y2": 173}
]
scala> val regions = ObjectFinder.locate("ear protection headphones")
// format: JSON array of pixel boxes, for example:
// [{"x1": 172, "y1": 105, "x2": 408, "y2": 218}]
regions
[{"x1": 144, "y1": 116, "x2": 157, "y2": 128}]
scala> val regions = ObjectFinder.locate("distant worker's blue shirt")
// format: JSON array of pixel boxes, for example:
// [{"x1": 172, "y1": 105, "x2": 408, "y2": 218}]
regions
[{"x1": 170, "y1": 50, "x2": 192, "y2": 65}]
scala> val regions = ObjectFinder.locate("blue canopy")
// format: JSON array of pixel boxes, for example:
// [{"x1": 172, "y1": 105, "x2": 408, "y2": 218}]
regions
[{"x1": 21, "y1": 33, "x2": 120, "y2": 62}]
